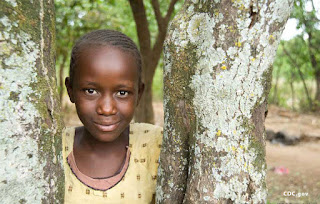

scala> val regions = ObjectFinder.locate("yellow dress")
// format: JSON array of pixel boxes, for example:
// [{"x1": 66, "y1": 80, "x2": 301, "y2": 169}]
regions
[{"x1": 62, "y1": 123, "x2": 163, "y2": 204}]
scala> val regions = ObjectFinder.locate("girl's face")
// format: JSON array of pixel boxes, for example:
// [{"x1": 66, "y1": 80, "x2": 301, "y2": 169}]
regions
[{"x1": 66, "y1": 46, "x2": 143, "y2": 142}]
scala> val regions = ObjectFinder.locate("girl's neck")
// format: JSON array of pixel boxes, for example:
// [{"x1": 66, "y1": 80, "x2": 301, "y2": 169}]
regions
[{"x1": 77, "y1": 126, "x2": 129, "y2": 156}]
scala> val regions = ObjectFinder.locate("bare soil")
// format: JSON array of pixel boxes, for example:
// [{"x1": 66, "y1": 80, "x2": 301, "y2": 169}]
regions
[
  {"x1": 265, "y1": 105, "x2": 320, "y2": 203},
  {"x1": 63, "y1": 102, "x2": 320, "y2": 203}
]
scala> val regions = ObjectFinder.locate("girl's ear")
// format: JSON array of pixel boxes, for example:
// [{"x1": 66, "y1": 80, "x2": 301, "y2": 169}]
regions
[
  {"x1": 136, "y1": 82, "x2": 145, "y2": 106},
  {"x1": 65, "y1": 77, "x2": 75, "y2": 103}
]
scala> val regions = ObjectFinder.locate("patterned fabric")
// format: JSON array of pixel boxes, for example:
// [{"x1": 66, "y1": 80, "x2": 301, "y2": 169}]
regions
[{"x1": 62, "y1": 123, "x2": 163, "y2": 204}]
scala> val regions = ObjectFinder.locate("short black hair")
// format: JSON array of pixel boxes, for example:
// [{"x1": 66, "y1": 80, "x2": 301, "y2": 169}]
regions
[{"x1": 69, "y1": 29, "x2": 142, "y2": 85}]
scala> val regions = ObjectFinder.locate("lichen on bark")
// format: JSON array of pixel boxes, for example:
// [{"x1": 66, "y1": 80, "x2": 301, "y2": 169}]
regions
[
  {"x1": 0, "y1": 1, "x2": 64, "y2": 203},
  {"x1": 157, "y1": 0, "x2": 293, "y2": 203}
]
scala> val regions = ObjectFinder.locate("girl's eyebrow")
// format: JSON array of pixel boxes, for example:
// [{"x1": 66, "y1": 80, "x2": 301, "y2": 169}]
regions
[
  {"x1": 83, "y1": 81, "x2": 98, "y2": 86},
  {"x1": 82, "y1": 81, "x2": 135, "y2": 89},
  {"x1": 116, "y1": 83, "x2": 135, "y2": 89}
]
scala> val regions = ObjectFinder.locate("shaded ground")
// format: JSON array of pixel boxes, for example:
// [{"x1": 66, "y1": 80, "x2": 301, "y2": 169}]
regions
[{"x1": 63, "y1": 101, "x2": 320, "y2": 203}]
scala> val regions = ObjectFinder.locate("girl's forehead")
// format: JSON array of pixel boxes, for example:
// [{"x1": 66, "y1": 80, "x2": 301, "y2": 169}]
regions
[
  {"x1": 80, "y1": 46, "x2": 137, "y2": 68},
  {"x1": 75, "y1": 46, "x2": 140, "y2": 83},
  {"x1": 81, "y1": 45, "x2": 131, "y2": 57}
]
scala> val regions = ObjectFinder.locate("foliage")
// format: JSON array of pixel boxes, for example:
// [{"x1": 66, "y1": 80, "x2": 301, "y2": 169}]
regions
[
  {"x1": 270, "y1": 0, "x2": 320, "y2": 111},
  {"x1": 273, "y1": 38, "x2": 313, "y2": 81}
]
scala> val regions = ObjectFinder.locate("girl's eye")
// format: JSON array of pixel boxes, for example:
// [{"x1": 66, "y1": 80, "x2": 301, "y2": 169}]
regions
[
  {"x1": 116, "y1": 91, "x2": 129, "y2": 97},
  {"x1": 84, "y1": 88, "x2": 97, "y2": 95}
]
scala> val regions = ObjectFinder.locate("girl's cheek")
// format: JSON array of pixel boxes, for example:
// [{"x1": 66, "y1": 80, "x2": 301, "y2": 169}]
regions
[{"x1": 76, "y1": 100, "x2": 95, "y2": 111}]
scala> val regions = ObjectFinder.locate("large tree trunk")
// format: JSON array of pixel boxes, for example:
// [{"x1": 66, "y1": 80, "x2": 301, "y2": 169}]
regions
[
  {"x1": 0, "y1": 1, "x2": 64, "y2": 203},
  {"x1": 157, "y1": 0, "x2": 292, "y2": 203}
]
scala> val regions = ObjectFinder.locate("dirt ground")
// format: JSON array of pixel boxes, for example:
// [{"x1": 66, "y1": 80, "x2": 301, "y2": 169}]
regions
[
  {"x1": 264, "y1": 105, "x2": 320, "y2": 203},
  {"x1": 63, "y1": 102, "x2": 320, "y2": 203}
]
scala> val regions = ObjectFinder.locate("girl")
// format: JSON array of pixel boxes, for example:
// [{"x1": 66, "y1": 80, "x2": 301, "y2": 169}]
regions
[{"x1": 63, "y1": 30, "x2": 163, "y2": 203}]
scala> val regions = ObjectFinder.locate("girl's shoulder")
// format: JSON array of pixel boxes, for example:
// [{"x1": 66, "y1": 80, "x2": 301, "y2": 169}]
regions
[
  {"x1": 129, "y1": 122, "x2": 163, "y2": 145},
  {"x1": 62, "y1": 126, "x2": 76, "y2": 135},
  {"x1": 129, "y1": 122, "x2": 163, "y2": 132},
  {"x1": 129, "y1": 123, "x2": 163, "y2": 181},
  {"x1": 62, "y1": 126, "x2": 78, "y2": 157}
]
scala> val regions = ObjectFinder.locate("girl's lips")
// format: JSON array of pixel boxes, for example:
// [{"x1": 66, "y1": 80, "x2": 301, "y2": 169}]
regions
[{"x1": 93, "y1": 121, "x2": 120, "y2": 132}]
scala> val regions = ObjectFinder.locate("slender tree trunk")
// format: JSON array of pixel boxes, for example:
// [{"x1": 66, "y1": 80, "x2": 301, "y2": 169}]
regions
[
  {"x1": 315, "y1": 69, "x2": 320, "y2": 102},
  {"x1": 290, "y1": 70, "x2": 295, "y2": 111},
  {"x1": 135, "y1": 61, "x2": 156, "y2": 124},
  {"x1": 0, "y1": 1, "x2": 64, "y2": 203},
  {"x1": 59, "y1": 53, "x2": 67, "y2": 106},
  {"x1": 157, "y1": 0, "x2": 293, "y2": 203},
  {"x1": 272, "y1": 65, "x2": 281, "y2": 105},
  {"x1": 283, "y1": 47, "x2": 313, "y2": 110}
]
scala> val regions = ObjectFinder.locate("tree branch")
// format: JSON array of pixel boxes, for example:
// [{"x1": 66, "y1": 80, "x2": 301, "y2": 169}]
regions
[
  {"x1": 151, "y1": 0, "x2": 165, "y2": 32},
  {"x1": 283, "y1": 45, "x2": 313, "y2": 109},
  {"x1": 311, "y1": 0, "x2": 316, "y2": 12},
  {"x1": 151, "y1": 0, "x2": 179, "y2": 59},
  {"x1": 164, "y1": 0, "x2": 179, "y2": 23},
  {"x1": 128, "y1": 0, "x2": 151, "y2": 54}
]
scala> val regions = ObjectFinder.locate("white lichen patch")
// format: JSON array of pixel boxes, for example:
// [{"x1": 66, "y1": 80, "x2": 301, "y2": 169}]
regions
[
  {"x1": 269, "y1": 0, "x2": 292, "y2": 23},
  {"x1": 163, "y1": 49, "x2": 173, "y2": 77},
  {"x1": 187, "y1": 13, "x2": 214, "y2": 44},
  {"x1": 188, "y1": 37, "x2": 267, "y2": 203},
  {"x1": 0, "y1": 11, "x2": 51, "y2": 203},
  {"x1": 5, "y1": 0, "x2": 17, "y2": 7}
]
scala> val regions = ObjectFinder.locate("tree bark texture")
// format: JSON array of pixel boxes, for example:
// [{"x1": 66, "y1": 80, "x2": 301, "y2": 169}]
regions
[
  {"x1": 157, "y1": 0, "x2": 293, "y2": 203},
  {"x1": 0, "y1": 1, "x2": 64, "y2": 203}
]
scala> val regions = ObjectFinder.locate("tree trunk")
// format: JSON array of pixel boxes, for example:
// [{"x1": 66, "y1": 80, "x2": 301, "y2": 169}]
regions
[
  {"x1": 59, "y1": 53, "x2": 67, "y2": 106},
  {"x1": 157, "y1": 0, "x2": 292, "y2": 203},
  {"x1": 272, "y1": 65, "x2": 281, "y2": 105},
  {"x1": 315, "y1": 69, "x2": 320, "y2": 103},
  {"x1": 0, "y1": 1, "x2": 64, "y2": 203},
  {"x1": 289, "y1": 70, "x2": 295, "y2": 111},
  {"x1": 135, "y1": 62, "x2": 156, "y2": 124}
]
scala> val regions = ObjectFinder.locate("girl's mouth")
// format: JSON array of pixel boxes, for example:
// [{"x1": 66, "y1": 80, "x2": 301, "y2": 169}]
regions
[{"x1": 93, "y1": 121, "x2": 120, "y2": 132}]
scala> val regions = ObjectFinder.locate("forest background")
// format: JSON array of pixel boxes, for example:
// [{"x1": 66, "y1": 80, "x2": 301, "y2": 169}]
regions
[{"x1": 55, "y1": 0, "x2": 320, "y2": 203}]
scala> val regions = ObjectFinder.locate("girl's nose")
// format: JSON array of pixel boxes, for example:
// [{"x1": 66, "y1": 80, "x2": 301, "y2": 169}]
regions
[{"x1": 96, "y1": 94, "x2": 117, "y2": 116}]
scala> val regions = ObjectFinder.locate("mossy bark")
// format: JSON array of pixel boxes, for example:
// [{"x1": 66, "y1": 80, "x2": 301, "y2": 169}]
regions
[
  {"x1": 0, "y1": 0, "x2": 64, "y2": 203},
  {"x1": 157, "y1": 0, "x2": 293, "y2": 203}
]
